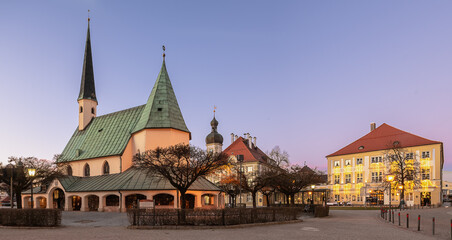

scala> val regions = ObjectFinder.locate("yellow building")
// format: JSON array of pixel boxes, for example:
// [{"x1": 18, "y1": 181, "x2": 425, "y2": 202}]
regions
[
  {"x1": 21, "y1": 20, "x2": 222, "y2": 212},
  {"x1": 326, "y1": 123, "x2": 444, "y2": 206}
]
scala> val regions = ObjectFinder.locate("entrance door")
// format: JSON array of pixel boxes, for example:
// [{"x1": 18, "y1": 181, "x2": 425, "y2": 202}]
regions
[
  {"x1": 72, "y1": 196, "x2": 82, "y2": 211},
  {"x1": 421, "y1": 192, "x2": 431, "y2": 206},
  {"x1": 183, "y1": 194, "x2": 195, "y2": 209},
  {"x1": 88, "y1": 195, "x2": 99, "y2": 211},
  {"x1": 52, "y1": 189, "x2": 65, "y2": 210}
]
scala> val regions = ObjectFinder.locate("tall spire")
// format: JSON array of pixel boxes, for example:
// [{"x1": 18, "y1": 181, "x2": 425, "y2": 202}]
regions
[
  {"x1": 78, "y1": 17, "x2": 97, "y2": 102},
  {"x1": 132, "y1": 52, "x2": 190, "y2": 135}
]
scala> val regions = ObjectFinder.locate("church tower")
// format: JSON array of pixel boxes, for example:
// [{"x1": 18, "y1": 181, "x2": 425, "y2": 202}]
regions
[
  {"x1": 205, "y1": 113, "x2": 223, "y2": 153},
  {"x1": 78, "y1": 18, "x2": 97, "y2": 130}
]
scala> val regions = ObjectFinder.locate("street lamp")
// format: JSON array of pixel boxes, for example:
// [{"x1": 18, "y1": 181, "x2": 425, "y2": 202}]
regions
[
  {"x1": 386, "y1": 175, "x2": 394, "y2": 210},
  {"x1": 28, "y1": 168, "x2": 36, "y2": 209},
  {"x1": 236, "y1": 155, "x2": 244, "y2": 207},
  {"x1": 6, "y1": 164, "x2": 14, "y2": 208}
]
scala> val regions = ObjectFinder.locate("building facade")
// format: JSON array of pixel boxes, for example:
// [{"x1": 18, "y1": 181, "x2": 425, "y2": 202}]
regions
[
  {"x1": 21, "y1": 20, "x2": 223, "y2": 211},
  {"x1": 327, "y1": 123, "x2": 443, "y2": 206}
]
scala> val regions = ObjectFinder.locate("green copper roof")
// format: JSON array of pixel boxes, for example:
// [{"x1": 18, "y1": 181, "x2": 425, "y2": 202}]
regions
[
  {"x1": 132, "y1": 60, "x2": 190, "y2": 134},
  {"x1": 78, "y1": 20, "x2": 97, "y2": 102},
  {"x1": 57, "y1": 168, "x2": 219, "y2": 192},
  {"x1": 58, "y1": 105, "x2": 144, "y2": 162}
]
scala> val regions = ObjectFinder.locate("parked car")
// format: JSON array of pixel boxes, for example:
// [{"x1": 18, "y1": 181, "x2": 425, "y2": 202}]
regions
[{"x1": 327, "y1": 202, "x2": 338, "y2": 206}]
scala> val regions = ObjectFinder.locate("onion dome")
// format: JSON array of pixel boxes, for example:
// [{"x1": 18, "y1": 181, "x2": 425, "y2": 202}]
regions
[{"x1": 205, "y1": 116, "x2": 223, "y2": 144}]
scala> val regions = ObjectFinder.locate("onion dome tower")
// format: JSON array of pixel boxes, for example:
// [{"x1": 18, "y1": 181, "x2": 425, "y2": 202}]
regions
[{"x1": 205, "y1": 111, "x2": 223, "y2": 154}]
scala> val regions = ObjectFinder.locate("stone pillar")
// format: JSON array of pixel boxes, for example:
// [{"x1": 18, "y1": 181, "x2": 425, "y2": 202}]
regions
[
  {"x1": 98, "y1": 195, "x2": 104, "y2": 212},
  {"x1": 65, "y1": 196, "x2": 72, "y2": 211},
  {"x1": 120, "y1": 194, "x2": 127, "y2": 213},
  {"x1": 81, "y1": 196, "x2": 87, "y2": 212},
  {"x1": 196, "y1": 193, "x2": 203, "y2": 208}
]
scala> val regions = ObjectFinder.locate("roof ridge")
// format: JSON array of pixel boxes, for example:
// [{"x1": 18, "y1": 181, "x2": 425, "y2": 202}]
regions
[{"x1": 96, "y1": 104, "x2": 145, "y2": 119}]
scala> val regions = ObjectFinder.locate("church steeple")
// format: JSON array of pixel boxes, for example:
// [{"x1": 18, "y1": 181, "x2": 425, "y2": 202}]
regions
[
  {"x1": 132, "y1": 50, "x2": 190, "y2": 135},
  {"x1": 78, "y1": 18, "x2": 97, "y2": 102},
  {"x1": 78, "y1": 18, "x2": 98, "y2": 131},
  {"x1": 205, "y1": 109, "x2": 223, "y2": 153}
]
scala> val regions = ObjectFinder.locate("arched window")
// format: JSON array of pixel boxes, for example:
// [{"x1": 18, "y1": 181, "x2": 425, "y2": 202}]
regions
[
  {"x1": 67, "y1": 165, "x2": 73, "y2": 176},
  {"x1": 84, "y1": 164, "x2": 90, "y2": 177},
  {"x1": 103, "y1": 161, "x2": 110, "y2": 175},
  {"x1": 80, "y1": 106, "x2": 83, "y2": 113},
  {"x1": 91, "y1": 108, "x2": 95, "y2": 114}
]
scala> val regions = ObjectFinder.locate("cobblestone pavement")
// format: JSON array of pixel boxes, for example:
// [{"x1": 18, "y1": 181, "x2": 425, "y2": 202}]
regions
[
  {"x1": 0, "y1": 210, "x2": 439, "y2": 240},
  {"x1": 380, "y1": 206, "x2": 452, "y2": 239}
]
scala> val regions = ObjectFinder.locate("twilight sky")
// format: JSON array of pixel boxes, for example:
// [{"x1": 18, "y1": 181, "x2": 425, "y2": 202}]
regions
[{"x1": 0, "y1": 1, "x2": 451, "y2": 171}]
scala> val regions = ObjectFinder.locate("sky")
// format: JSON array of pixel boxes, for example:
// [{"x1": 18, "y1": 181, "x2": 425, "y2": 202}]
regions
[{"x1": 0, "y1": 1, "x2": 451, "y2": 171}]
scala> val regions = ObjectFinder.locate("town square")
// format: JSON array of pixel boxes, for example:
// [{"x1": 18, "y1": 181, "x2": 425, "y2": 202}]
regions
[{"x1": 0, "y1": 1, "x2": 451, "y2": 239}]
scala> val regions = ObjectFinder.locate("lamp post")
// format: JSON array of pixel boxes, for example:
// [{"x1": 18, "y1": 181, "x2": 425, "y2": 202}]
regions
[
  {"x1": 28, "y1": 168, "x2": 36, "y2": 209},
  {"x1": 387, "y1": 175, "x2": 394, "y2": 210},
  {"x1": 236, "y1": 155, "x2": 244, "y2": 207},
  {"x1": 398, "y1": 185, "x2": 404, "y2": 209},
  {"x1": 6, "y1": 164, "x2": 14, "y2": 208}
]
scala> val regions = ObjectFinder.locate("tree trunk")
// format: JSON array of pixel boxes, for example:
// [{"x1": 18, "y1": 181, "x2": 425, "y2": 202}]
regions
[
  {"x1": 16, "y1": 191, "x2": 22, "y2": 209},
  {"x1": 290, "y1": 193, "x2": 295, "y2": 206},
  {"x1": 265, "y1": 194, "x2": 270, "y2": 207},
  {"x1": 179, "y1": 191, "x2": 186, "y2": 224},
  {"x1": 252, "y1": 192, "x2": 257, "y2": 208}
]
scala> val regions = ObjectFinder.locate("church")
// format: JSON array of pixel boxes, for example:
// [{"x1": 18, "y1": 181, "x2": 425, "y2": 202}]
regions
[{"x1": 21, "y1": 19, "x2": 223, "y2": 212}]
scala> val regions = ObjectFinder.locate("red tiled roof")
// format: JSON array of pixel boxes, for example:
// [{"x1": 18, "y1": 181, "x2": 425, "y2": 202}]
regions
[
  {"x1": 326, "y1": 123, "x2": 442, "y2": 157},
  {"x1": 223, "y1": 137, "x2": 270, "y2": 164}
]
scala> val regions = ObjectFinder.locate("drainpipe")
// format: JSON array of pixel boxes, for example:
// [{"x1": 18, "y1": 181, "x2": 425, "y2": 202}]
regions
[{"x1": 119, "y1": 156, "x2": 122, "y2": 173}]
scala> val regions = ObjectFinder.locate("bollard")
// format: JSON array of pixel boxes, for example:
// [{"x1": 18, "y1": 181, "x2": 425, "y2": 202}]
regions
[
  {"x1": 407, "y1": 213, "x2": 409, "y2": 228},
  {"x1": 389, "y1": 209, "x2": 391, "y2": 222},
  {"x1": 418, "y1": 215, "x2": 420, "y2": 231},
  {"x1": 432, "y1": 217, "x2": 435, "y2": 235},
  {"x1": 398, "y1": 212, "x2": 400, "y2": 226},
  {"x1": 392, "y1": 211, "x2": 394, "y2": 224}
]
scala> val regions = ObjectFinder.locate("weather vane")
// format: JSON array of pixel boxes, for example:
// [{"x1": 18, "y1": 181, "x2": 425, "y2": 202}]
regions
[
  {"x1": 213, "y1": 105, "x2": 217, "y2": 117},
  {"x1": 88, "y1": 9, "x2": 90, "y2": 22},
  {"x1": 162, "y1": 45, "x2": 166, "y2": 59}
]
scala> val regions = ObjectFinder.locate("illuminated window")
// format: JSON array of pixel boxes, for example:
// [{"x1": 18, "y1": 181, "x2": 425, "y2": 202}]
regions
[
  {"x1": 356, "y1": 158, "x2": 363, "y2": 165},
  {"x1": 246, "y1": 193, "x2": 252, "y2": 202},
  {"x1": 371, "y1": 156, "x2": 382, "y2": 163},
  {"x1": 247, "y1": 166, "x2": 253, "y2": 172},
  {"x1": 372, "y1": 172, "x2": 382, "y2": 182},
  {"x1": 345, "y1": 174, "x2": 351, "y2": 183},
  {"x1": 422, "y1": 169, "x2": 430, "y2": 180},
  {"x1": 422, "y1": 151, "x2": 430, "y2": 159},
  {"x1": 334, "y1": 175, "x2": 340, "y2": 184},
  {"x1": 345, "y1": 160, "x2": 351, "y2": 166},
  {"x1": 356, "y1": 173, "x2": 363, "y2": 183},
  {"x1": 406, "y1": 153, "x2": 414, "y2": 159},
  {"x1": 334, "y1": 161, "x2": 340, "y2": 167}
]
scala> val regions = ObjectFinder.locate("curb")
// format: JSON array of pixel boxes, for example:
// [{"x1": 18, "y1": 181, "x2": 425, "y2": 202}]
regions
[{"x1": 127, "y1": 219, "x2": 303, "y2": 230}]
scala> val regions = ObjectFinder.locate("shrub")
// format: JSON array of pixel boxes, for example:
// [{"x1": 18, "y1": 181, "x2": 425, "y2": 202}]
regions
[
  {"x1": 0, "y1": 209, "x2": 61, "y2": 227},
  {"x1": 314, "y1": 206, "x2": 329, "y2": 217}
]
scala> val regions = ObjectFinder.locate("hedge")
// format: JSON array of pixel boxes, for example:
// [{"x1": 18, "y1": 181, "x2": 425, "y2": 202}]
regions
[
  {"x1": 128, "y1": 207, "x2": 304, "y2": 226},
  {"x1": 0, "y1": 209, "x2": 62, "y2": 227}
]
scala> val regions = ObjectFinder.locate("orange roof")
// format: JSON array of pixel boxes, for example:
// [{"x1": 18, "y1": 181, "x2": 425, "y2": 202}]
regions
[
  {"x1": 223, "y1": 137, "x2": 270, "y2": 164},
  {"x1": 327, "y1": 123, "x2": 442, "y2": 157}
]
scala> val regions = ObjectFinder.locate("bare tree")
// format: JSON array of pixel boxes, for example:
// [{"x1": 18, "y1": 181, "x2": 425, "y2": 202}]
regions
[
  {"x1": 0, "y1": 156, "x2": 63, "y2": 208},
  {"x1": 269, "y1": 165, "x2": 324, "y2": 205},
  {"x1": 238, "y1": 172, "x2": 269, "y2": 208},
  {"x1": 268, "y1": 146, "x2": 290, "y2": 168},
  {"x1": 383, "y1": 143, "x2": 421, "y2": 206},
  {"x1": 133, "y1": 144, "x2": 229, "y2": 214},
  {"x1": 218, "y1": 175, "x2": 241, "y2": 207}
]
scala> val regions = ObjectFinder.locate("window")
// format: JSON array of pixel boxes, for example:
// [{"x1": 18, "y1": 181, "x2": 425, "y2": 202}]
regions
[
  {"x1": 103, "y1": 161, "x2": 110, "y2": 175},
  {"x1": 371, "y1": 156, "x2": 382, "y2": 163},
  {"x1": 203, "y1": 194, "x2": 214, "y2": 205},
  {"x1": 334, "y1": 175, "x2": 340, "y2": 184},
  {"x1": 406, "y1": 153, "x2": 414, "y2": 159},
  {"x1": 247, "y1": 166, "x2": 253, "y2": 172},
  {"x1": 80, "y1": 106, "x2": 83, "y2": 113},
  {"x1": 371, "y1": 172, "x2": 382, "y2": 182},
  {"x1": 67, "y1": 165, "x2": 72, "y2": 176},
  {"x1": 345, "y1": 160, "x2": 351, "y2": 166},
  {"x1": 84, "y1": 164, "x2": 90, "y2": 177},
  {"x1": 345, "y1": 174, "x2": 351, "y2": 184},
  {"x1": 106, "y1": 195, "x2": 119, "y2": 206},
  {"x1": 246, "y1": 193, "x2": 252, "y2": 202},
  {"x1": 335, "y1": 195, "x2": 340, "y2": 201},
  {"x1": 356, "y1": 173, "x2": 363, "y2": 183},
  {"x1": 356, "y1": 158, "x2": 363, "y2": 165},
  {"x1": 334, "y1": 161, "x2": 340, "y2": 167},
  {"x1": 422, "y1": 169, "x2": 430, "y2": 180},
  {"x1": 352, "y1": 195, "x2": 356, "y2": 201},
  {"x1": 422, "y1": 151, "x2": 430, "y2": 159}
]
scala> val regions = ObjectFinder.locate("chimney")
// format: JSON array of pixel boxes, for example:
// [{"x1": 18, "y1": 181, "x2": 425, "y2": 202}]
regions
[
  {"x1": 247, "y1": 134, "x2": 252, "y2": 148},
  {"x1": 370, "y1": 122, "x2": 376, "y2": 132},
  {"x1": 234, "y1": 135, "x2": 238, "y2": 141},
  {"x1": 253, "y1": 137, "x2": 256, "y2": 147},
  {"x1": 231, "y1": 133, "x2": 234, "y2": 144}
]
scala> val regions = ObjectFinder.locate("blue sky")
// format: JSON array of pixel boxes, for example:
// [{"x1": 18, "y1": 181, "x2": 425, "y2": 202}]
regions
[{"x1": 1, "y1": 1, "x2": 451, "y2": 170}]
